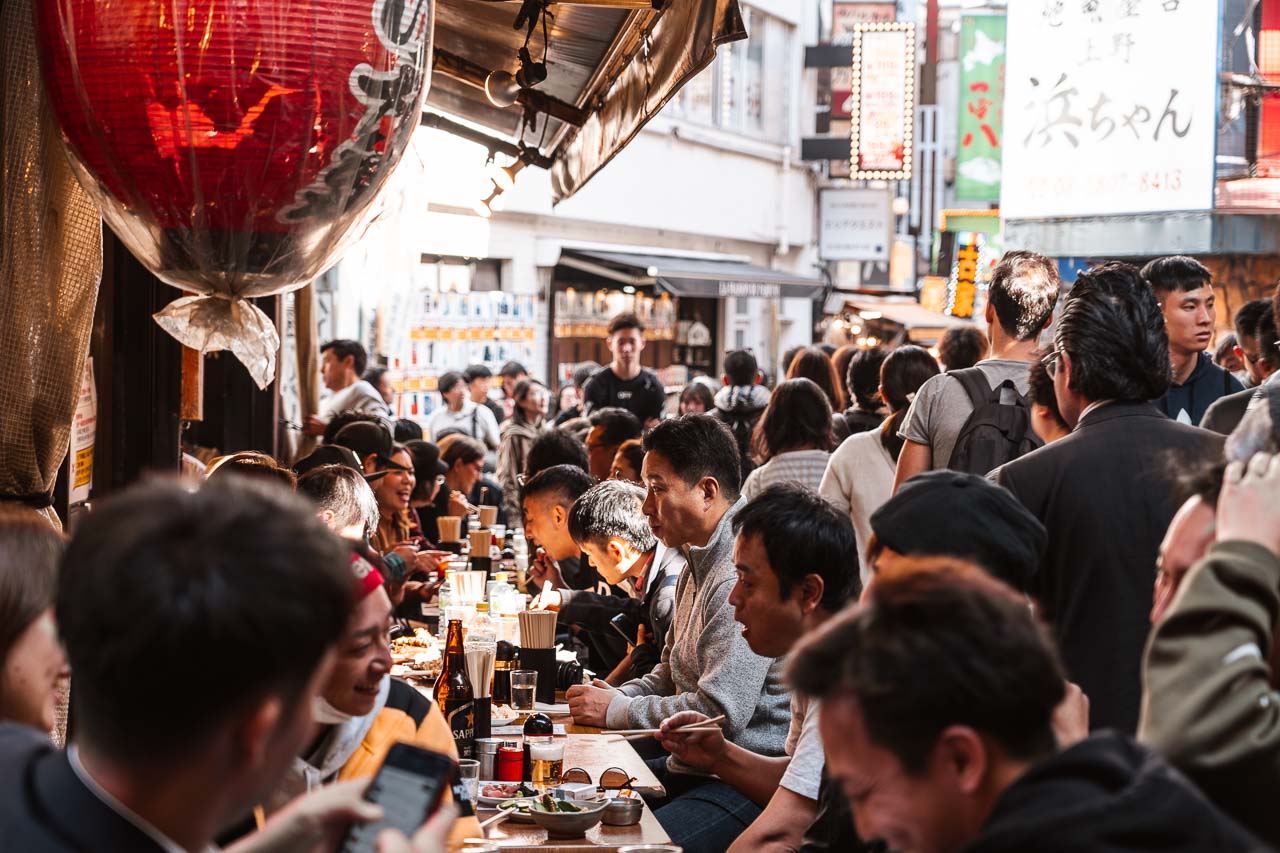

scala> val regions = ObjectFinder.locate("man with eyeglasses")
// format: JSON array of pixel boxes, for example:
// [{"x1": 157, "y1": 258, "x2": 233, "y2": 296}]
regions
[{"x1": 994, "y1": 261, "x2": 1224, "y2": 736}]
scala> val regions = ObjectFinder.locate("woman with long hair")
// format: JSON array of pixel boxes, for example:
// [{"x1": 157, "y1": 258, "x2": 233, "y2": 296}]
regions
[
  {"x1": 497, "y1": 378, "x2": 549, "y2": 522},
  {"x1": 741, "y1": 378, "x2": 834, "y2": 500},
  {"x1": 786, "y1": 346, "x2": 846, "y2": 412},
  {"x1": 0, "y1": 509, "x2": 66, "y2": 732},
  {"x1": 820, "y1": 345, "x2": 940, "y2": 582}
]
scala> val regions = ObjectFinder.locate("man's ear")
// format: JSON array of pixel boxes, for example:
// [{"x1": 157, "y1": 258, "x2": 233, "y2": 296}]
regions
[
  {"x1": 607, "y1": 538, "x2": 627, "y2": 565},
  {"x1": 552, "y1": 504, "x2": 567, "y2": 529},
  {"x1": 933, "y1": 725, "x2": 990, "y2": 796},
  {"x1": 363, "y1": 455, "x2": 379, "y2": 475},
  {"x1": 235, "y1": 693, "x2": 285, "y2": 771},
  {"x1": 699, "y1": 476, "x2": 721, "y2": 507},
  {"x1": 799, "y1": 574, "x2": 826, "y2": 614}
]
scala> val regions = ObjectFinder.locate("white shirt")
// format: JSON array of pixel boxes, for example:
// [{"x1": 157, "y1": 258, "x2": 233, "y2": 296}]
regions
[
  {"x1": 778, "y1": 694, "x2": 823, "y2": 800},
  {"x1": 68, "y1": 745, "x2": 219, "y2": 853},
  {"x1": 319, "y1": 379, "x2": 390, "y2": 421},
  {"x1": 427, "y1": 399, "x2": 501, "y2": 449},
  {"x1": 819, "y1": 430, "x2": 895, "y2": 586}
]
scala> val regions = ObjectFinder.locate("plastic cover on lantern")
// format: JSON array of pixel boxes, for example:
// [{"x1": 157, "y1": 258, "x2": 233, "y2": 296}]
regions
[{"x1": 35, "y1": 1, "x2": 435, "y2": 387}]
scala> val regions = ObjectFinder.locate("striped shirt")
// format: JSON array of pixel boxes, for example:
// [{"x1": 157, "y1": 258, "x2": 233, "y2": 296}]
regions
[{"x1": 741, "y1": 449, "x2": 832, "y2": 500}]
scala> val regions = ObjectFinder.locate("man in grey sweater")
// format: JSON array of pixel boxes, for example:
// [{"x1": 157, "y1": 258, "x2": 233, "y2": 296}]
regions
[{"x1": 567, "y1": 415, "x2": 790, "y2": 853}]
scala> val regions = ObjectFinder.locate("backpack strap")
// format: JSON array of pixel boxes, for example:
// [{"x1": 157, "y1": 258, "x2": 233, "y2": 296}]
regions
[{"x1": 949, "y1": 367, "x2": 993, "y2": 409}]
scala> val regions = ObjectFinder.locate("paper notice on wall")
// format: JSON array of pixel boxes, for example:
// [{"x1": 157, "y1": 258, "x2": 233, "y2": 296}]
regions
[{"x1": 69, "y1": 358, "x2": 96, "y2": 505}]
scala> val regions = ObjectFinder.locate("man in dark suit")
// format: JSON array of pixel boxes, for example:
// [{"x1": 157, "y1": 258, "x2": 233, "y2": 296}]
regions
[
  {"x1": 996, "y1": 262, "x2": 1225, "y2": 735},
  {"x1": 1203, "y1": 303, "x2": 1278, "y2": 435},
  {"x1": 0, "y1": 478, "x2": 358, "y2": 852}
]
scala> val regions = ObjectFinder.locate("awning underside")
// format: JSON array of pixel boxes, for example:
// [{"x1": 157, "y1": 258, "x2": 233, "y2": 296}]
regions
[{"x1": 561, "y1": 249, "x2": 826, "y2": 300}]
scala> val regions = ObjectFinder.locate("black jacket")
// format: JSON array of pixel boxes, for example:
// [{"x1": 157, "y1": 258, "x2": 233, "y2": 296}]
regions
[
  {"x1": 1156, "y1": 352, "x2": 1244, "y2": 425},
  {"x1": 832, "y1": 406, "x2": 885, "y2": 446},
  {"x1": 995, "y1": 402, "x2": 1224, "y2": 734},
  {"x1": 558, "y1": 548, "x2": 681, "y2": 649},
  {"x1": 965, "y1": 733, "x2": 1265, "y2": 852},
  {"x1": 0, "y1": 724, "x2": 167, "y2": 852}
]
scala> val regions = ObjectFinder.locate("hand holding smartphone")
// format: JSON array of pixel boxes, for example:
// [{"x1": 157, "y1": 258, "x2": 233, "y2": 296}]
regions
[{"x1": 339, "y1": 743, "x2": 454, "y2": 853}]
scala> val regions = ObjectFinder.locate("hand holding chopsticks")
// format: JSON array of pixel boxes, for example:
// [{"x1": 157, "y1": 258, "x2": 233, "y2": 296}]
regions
[{"x1": 608, "y1": 713, "x2": 727, "y2": 738}]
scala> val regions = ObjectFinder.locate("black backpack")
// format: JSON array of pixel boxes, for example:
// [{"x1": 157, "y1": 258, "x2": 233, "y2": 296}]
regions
[
  {"x1": 716, "y1": 408, "x2": 760, "y2": 480},
  {"x1": 946, "y1": 368, "x2": 1043, "y2": 475}
]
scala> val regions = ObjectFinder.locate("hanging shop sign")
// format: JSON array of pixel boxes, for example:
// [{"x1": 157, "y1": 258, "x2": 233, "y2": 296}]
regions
[
  {"x1": 69, "y1": 358, "x2": 97, "y2": 505},
  {"x1": 850, "y1": 23, "x2": 917, "y2": 180},
  {"x1": 1002, "y1": 0, "x2": 1217, "y2": 218},
  {"x1": 830, "y1": 2, "x2": 898, "y2": 120},
  {"x1": 935, "y1": 231, "x2": 1001, "y2": 320},
  {"x1": 955, "y1": 15, "x2": 1007, "y2": 202},
  {"x1": 819, "y1": 188, "x2": 893, "y2": 261}
]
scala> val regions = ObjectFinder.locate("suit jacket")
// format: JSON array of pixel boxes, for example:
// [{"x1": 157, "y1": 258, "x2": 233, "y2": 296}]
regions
[
  {"x1": 1200, "y1": 386, "x2": 1258, "y2": 436},
  {"x1": 995, "y1": 402, "x2": 1224, "y2": 734},
  {"x1": 0, "y1": 724, "x2": 167, "y2": 852}
]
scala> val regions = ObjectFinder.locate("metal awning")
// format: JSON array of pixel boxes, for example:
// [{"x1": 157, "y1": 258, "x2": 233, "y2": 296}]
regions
[
  {"x1": 426, "y1": 0, "x2": 746, "y2": 202},
  {"x1": 560, "y1": 249, "x2": 826, "y2": 300},
  {"x1": 845, "y1": 300, "x2": 972, "y2": 329}
]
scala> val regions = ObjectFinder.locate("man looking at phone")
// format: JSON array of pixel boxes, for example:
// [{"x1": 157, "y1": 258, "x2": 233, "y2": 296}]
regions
[
  {"x1": 657, "y1": 483, "x2": 860, "y2": 853},
  {"x1": 532, "y1": 479, "x2": 685, "y2": 683},
  {"x1": 567, "y1": 415, "x2": 790, "y2": 853}
]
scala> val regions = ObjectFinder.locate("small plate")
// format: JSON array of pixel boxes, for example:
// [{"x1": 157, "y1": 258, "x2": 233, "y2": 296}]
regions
[
  {"x1": 491, "y1": 713, "x2": 519, "y2": 727},
  {"x1": 476, "y1": 782, "x2": 538, "y2": 807}
]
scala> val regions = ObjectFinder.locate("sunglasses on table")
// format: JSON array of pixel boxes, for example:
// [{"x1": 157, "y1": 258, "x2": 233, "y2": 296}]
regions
[{"x1": 560, "y1": 766, "x2": 637, "y2": 795}]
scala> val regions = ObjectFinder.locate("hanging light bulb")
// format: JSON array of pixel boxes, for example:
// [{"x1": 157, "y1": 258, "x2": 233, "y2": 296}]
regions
[
  {"x1": 488, "y1": 190, "x2": 506, "y2": 212},
  {"x1": 471, "y1": 197, "x2": 492, "y2": 218},
  {"x1": 484, "y1": 70, "x2": 521, "y2": 108}
]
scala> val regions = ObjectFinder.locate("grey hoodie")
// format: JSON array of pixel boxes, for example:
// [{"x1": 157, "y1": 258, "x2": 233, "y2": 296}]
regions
[{"x1": 605, "y1": 497, "x2": 791, "y2": 773}]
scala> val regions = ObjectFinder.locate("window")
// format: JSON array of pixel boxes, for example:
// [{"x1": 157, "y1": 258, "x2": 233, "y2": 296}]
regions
[{"x1": 666, "y1": 6, "x2": 793, "y2": 144}]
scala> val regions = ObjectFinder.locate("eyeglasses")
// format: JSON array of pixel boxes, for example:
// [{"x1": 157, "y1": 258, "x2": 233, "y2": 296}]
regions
[
  {"x1": 1042, "y1": 349, "x2": 1064, "y2": 380},
  {"x1": 560, "y1": 766, "x2": 636, "y2": 794},
  {"x1": 436, "y1": 474, "x2": 447, "y2": 486}
]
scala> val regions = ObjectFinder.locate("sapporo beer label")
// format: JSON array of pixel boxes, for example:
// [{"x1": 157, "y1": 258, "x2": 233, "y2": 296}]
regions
[{"x1": 445, "y1": 699, "x2": 475, "y2": 758}]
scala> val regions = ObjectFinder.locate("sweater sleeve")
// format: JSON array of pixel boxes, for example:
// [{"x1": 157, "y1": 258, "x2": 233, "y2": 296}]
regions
[
  {"x1": 614, "y1": 576, "x2": 775, "y2": 739},
  {"x1": 1139, "y1": 541, "x2": 1280, "y2": 791},
  {"x1": 818, "y1": 451, "x2": 851, "y2": 517}
]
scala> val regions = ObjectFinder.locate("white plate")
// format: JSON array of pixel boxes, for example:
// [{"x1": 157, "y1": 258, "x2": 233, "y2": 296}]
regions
[
  {"x1": 490, "y1": 713, "x2": 519, "y2": 727},
  {"x1": 476, "y1": 782, "x2": 538, "y2": 808}
]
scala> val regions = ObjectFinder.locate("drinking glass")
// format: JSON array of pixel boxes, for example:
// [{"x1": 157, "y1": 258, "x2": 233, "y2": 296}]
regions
[
  {"x1": 510, "y1": 669, "x2": 537, "y2": 711},
  {"x1": 457, "y1": 758, "x2": 481, "y2": 803},
  {"x1": 528, "y1": 738, "x2": 565, "y2": 789}
]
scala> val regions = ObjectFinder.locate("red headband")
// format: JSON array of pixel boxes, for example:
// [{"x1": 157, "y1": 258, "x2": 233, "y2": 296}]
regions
[{"x1": 350, "y1": 552, "x2": 385, "y2": 600}]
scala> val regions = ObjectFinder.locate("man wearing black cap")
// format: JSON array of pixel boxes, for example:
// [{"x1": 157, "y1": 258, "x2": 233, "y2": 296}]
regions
[
  {"x1": 994, "y1": 262, "x2": 1224, "y2": 735},
  {"x1": 866, "y1": 469, "x2": 1047, "y2": 592}
]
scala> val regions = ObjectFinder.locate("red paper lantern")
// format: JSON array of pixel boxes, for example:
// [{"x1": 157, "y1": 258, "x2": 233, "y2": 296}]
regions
[{"x1": 36, "y1": 0, "x2": 434, "y2": 386}]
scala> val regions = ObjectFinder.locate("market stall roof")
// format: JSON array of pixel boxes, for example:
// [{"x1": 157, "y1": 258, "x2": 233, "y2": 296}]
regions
[
  {"x1": 844, "y1": 300, "x2": 974, "y2": 329},
  {"x1": 560, "y1": 249, "x2": 826, "y2": 300},
  {"x1": 427, "y1": 0, "x2": 746, "y2": 203}
]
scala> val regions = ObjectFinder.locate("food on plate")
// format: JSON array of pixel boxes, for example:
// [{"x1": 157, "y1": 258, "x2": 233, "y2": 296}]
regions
[
  {"x1": 481, "y1": 782, "x2": 537, "y2": 799},
  {"x1": 534, "y1": 793, "x2": 584, "y2": 813}
]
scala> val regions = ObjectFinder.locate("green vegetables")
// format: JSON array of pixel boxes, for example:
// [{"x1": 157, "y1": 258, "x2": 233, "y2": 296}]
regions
[{"x1": 535, "y1": 793, "x2": 583, "y2": 813}]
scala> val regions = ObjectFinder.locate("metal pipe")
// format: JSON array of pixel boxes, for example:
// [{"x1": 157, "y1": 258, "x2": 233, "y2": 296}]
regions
[{"x1": 419, "y1": 111, "x2": 555, "y2": 169}]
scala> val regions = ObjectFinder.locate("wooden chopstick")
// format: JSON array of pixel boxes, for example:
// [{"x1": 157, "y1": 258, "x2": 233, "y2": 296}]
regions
[
  {"x1": 620, "y1": 726, "x2": 722, "y2": 739},
  {"x1": 609, "y1": 714, "x2": 727, "y2": 737},
  {"x1": 479, "y1": 810, "x2": 511, "y2": 830}
]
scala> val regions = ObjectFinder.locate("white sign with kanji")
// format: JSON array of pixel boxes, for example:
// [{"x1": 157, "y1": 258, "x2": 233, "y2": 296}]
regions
[{"x1": 1001, "y1": 0, "x2": 1218, "y2": 218}]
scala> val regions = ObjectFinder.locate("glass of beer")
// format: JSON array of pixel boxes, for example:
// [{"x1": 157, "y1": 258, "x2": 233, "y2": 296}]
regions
[
  {"x1": 511, "y1": 669, "x2": 537, "y2": 711},
  {"x1": 528, "y1": 738, "x2": 565, "y2": 789}
]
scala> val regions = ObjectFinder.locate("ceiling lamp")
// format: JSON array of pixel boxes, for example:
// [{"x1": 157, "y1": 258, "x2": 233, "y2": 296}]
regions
[
  {"x1": 489, "y1": 161, "x2": 517, "y2": 191},
  {"x1": 484, "y1": 70, "x2": 520, "y2": 108}
]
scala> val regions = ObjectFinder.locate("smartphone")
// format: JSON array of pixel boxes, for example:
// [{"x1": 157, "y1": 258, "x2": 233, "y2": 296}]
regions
[
  {"x1": 339, "y1": 743, "x2": 455, "y2": 853},
  {"x1": 609, "y1": 612, "x2": 639, "y2": 646}
]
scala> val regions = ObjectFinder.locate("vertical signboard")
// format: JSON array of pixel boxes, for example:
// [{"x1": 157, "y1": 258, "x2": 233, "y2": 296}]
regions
[
  {"x1": 69, "y1": 358, "x2": 96, "y2": 505},
  {"x1": 1002, "y1": 1, "x2": 1218, "y2": 218},
  {"x1": 851, "y1": 23, "x2": 917, "y2": 180},
  {"x1": 831, "y1": 2, "x2": 898, "y2": 119},
  {"x1": 955, "y1": 15, "x2": 1007, "y2": 202}
]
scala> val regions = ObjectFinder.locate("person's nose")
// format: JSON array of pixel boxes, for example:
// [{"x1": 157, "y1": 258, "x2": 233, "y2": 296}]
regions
[{"x1": 372, "y1": 638, "x2": 393, "y2": 676}]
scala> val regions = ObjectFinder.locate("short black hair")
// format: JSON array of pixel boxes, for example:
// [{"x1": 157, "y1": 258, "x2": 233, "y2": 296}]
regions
[
  {"x1": 441, "y1": 434, "x2": 485, "y2": 469},
  {"x1": 363, "y1": 365, "x2": 388, "y2": 387},
  {"x1": 787, "y1": 563, "x2": 1064, "y2": 773},
  {"x1": 987, "y1": 251, "x2": 1061, "y2": 341},
  {"x1": 614, "y1": 438, "x2": 646, "y2": 480},
  {"x1": 679, "y1": 383, "x2": 714, "y2": 411},
  {"x1": 724, "y1": 349, "x2": 759, "y2": 386},
  {"x1": 589, "y1": 407, "x2": 642, "y2": 446},
  {"x1": 572, "y1": 362, "x2": 600, "y2": 389},
  {"x1": 438, "y1": 371, "x2": 465, "y2": 395},
  {"x1": 1235, "y1": 298, "x2": 1271, "y2": 340},
  {"x1": 1056, "y1": 261, "x2": 1172, "y2": 403},
  {"x1": 500, "y1": 361, "x2": 528, "y2": 379},
  {"x1": 1258, "y1": 305, "x2": 1280, "y2": 373},
  {"x1": 1027, "y1": 357, "x2": 1068, "y2": 432},
  {"x1": 0, "y1": 509, "x2": 64, "y2": 670},
  {"x1": 1214, "y1": 333, "x2": 1238, "y2": 367},
  {"x1": 322, "y1": 410, "x2": 381, "y2": 445},
  {"x1": 321, "y1": 339, "x2": 368, "y2": 376},
  {"x1": 526, "y1": 428, "x2": 590, "y2": 479},
  {"x1": 464, "y1": 364, "x2": 493, "y2": 382},
  {"x1": 643, "y1": 414, "x2": 741, "y2": 501},
  {"x1": 1142, "y1": 255, "x2": 1212, "y2": 298},
  {"x1": 938, "y1": 326, "x2": 988, "y2": 371},
  {"x1": 58, "y1": 478, "x2": 351, "y2": 763},
  {"x1": 393, "y1": 418, "x2": 424, "y2": 443},
  {"x1": 733, "y1": 483, "x2": 859, "y2": 611},
  {"x1": 568, "y1": 480, "x2": 655, "y2": 553},
  {"x1": 607, "y1": 312, "x2": 644, "y2": 335},
  {"x1": 523, "y1": 464, "x2": 595, "y2": 509},
  {"x1": 753, "y1": 378, "x2": 833, "y2": 461},
  {"x1": 846, "y1": 346, "x2": 888, "y2": 410}
]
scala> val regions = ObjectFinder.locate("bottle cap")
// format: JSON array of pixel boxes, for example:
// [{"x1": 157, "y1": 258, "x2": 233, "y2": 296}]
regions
[{"x1": 522, "y1": 713, "x2": 553, "y2": 736}]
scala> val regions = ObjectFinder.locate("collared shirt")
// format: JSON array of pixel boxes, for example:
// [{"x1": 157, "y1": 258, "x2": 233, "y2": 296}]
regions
[
  {"x1": 1076, "y1": 399, "x2": 1115, "y2": 427},
  {"x1": 68, "y1": 745, "x2": 219, "y2": 853}
]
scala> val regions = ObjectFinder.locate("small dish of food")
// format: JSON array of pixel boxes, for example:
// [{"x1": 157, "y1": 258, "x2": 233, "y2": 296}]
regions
[{"x1": 477, "y1": 781, "x2": 539, "y2": 808}]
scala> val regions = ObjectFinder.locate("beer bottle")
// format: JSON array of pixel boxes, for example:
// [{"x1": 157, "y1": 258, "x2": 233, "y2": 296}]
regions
[{"x1": 434, "y1": 619, "x2": 475, "y2": 759}]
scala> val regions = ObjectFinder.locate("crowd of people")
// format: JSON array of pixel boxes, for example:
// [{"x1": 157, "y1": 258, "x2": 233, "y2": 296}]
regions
[{"x1": 3, "y1": 251, "x2": 1280, "y2": 853}]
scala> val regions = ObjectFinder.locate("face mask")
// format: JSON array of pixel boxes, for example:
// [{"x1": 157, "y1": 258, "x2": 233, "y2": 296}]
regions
[{"x1": 313, "y1": 695, "x2": 355, "y2": 725}]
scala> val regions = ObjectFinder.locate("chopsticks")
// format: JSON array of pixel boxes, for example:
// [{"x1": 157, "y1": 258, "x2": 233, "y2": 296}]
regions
[
  {"x1": 608, "y1": 714, "x2": 726, "y2": 738},
  {"x1": 478, "y1": 810, "x2": 511, "y2": 830},
  {"x1": 518, "y1": 609, "x2": 557, "y2": 648}
]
